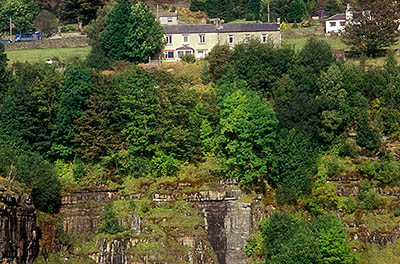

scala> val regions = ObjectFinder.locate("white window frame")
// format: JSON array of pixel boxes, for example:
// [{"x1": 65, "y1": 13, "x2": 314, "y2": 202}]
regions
[
  {"x1": 261, "y1": 34, "x2": 268, "y2": 43},
  {"x1": 166, "y1": 35, "x2": 172, "y2": 45},
  {"x1": 197, "y1": 50, "x2": 207, "y2": 58},
  {"x1": 183, "y1": 35, "x2": 189, "y2": 44},
  {"x1": 167, "y1": 17, "x2": 173, "y2": 23},
  {"x1": 199, "y1": 34, "x2": 206, "y2": 44},
  {"x1": 340, "y1": 21, "x2": 345, "y2": 26},
  {"x1": 164, "y1": 51, "x2": 174, "y2": 59},
  {"x1": 228, "y1": 35, "x2": 234, "y2": 44},
  {"x1": 330, "y1": 21, "x2": 336, "y2": 27}
]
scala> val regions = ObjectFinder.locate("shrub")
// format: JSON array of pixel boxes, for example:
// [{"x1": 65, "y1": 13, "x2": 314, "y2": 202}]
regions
[
  {"x1": 152, "y1": 151, "x2": 179, "y2": 177},
  {"x1": 180, "y1": 53, "x2": 196, "y2": 63},
  {"x1": 97, "y1": 203, "x2": 123, "y2": 235}
]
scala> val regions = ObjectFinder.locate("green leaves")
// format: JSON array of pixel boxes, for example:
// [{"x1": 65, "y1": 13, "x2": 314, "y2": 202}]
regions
[
  {"x1": 101, "y1": 1, "x2": 164, "y2": 63},
  {"x1": 218, "y1": 89, "x2": 278, "y2": 184},
  {"x1": 0, "y1": 0, "x2": 39, "y2": 34}
]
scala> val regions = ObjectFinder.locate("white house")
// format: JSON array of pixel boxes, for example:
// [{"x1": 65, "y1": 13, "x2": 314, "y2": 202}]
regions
[{"x1": 325, "y1": 13, "x2": 346, "y2": 33}]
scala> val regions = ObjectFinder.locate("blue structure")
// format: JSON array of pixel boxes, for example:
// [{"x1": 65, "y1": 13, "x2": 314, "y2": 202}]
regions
[{"x1": 14, "y1": 32, "x2": 43, "y2": 42}]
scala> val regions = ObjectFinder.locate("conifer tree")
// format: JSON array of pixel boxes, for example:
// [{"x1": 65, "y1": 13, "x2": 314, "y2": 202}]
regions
[
  {"x1": 224, "y1": 0, "x2": 235, "y2": 22},
  {"x1": 246, "y1": 0, "x2": 260, "y2": 21},
  {"x1": 190, "y1": 0, "x2": 205, "y2": 12},
  {"x1": 287, "y1": 0, "x2": 307, "y2": 23},
  {"x1": 100, "y1": 0, "x2": 133, "y2": 60}
]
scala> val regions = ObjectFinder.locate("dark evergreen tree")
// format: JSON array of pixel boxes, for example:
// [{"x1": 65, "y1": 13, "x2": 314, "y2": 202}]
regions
[
  {"x1": 287, "y1": 0, "x2": 307, "y2": 23},
  {"x1": 0, "y1": 43, "x2": 10, "y2": 104},
  {"x1": 190, "y1": 0, "x2": 205, "y2": 12},
  {"x1": 59, "y1": 0, "x2": 104, "y2": 26},
  {"x1": 224, "y1": 0, "x2": 235, "y2": 22},
  {"x1": 51, "y1": 62, "x2": 93, "y2": 159},
  {"x1": 0, "y1": 63, "x2": 61, "y2": 155},
  {"x1": 73, "y1": 73, "x2": 124, "y2": 161},
  {"x1": 205, "y1": 0, "x2": 225, "y2": 18},
  {"x1": 246, "y1": 0, "x2": 260, "y2": 21},
  {"x1": 100, "y1": 0, "x2": 133, "y2": 60}
]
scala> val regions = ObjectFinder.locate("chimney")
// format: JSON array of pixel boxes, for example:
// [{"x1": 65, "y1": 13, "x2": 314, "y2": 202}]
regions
[{"x1": 277, "y1": 18, "x2": 280, "y2": 24}]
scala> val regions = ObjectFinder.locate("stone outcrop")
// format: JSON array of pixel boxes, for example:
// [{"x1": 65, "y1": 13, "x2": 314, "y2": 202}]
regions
[
  {"x1": 0, "y1": 180, "x2": 39, "y2": 263},
  {"x1": 59, "y1": 186, "x2": 254, "y2": 264}
]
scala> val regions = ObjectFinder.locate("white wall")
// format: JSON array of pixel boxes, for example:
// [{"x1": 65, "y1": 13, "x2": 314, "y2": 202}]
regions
[{"x1": 325, "y1": 19, "x2": 345, "y2": 33}]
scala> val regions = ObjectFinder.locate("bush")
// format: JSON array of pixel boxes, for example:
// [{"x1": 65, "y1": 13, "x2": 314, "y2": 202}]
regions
[
  {"x1": 97, "y1": 203, "x2": 123, "y2": 235},
  {"x1": 15, "y1": 152, "x2": 61, "y2": 212},
  {"x1": 180, "y1": 53, "x2": 196, "y2": 63}
]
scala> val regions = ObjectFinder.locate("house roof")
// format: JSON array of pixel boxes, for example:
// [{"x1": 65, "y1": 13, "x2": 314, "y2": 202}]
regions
[
  {"x1": 217, "y1": 23, "x2": 280, "y2": 32},
  {"x1": 326, "y1": 13, "x2": 346, "y2": 21},
  {"x1": 157, "y1": 12, "x2": 178, "y2": 18},
  {"x1": 162, "y1": 24, "x2": 217, "y2": 34},
  {"x1": 162, "y1": 23, "x2": 280, "y2": 34}
]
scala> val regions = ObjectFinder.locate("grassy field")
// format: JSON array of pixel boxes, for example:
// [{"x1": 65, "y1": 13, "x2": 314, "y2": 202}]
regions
[{"x1": 5, "y1": 46, "x2": 91, "y2": 65}]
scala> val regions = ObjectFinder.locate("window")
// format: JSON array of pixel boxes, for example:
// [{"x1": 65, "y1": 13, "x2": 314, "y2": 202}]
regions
[
  {"x1": 164, "y1": 51, "x2": 174, "y2": 59},
  {"x1": 261, "y1": 34, "x2": 267, "y2": 43},
  {"x1": 228, "y1": 35, "x2": 234, "y2": 44},
  {"x1": 167, "y1": 17, "x2": 173, "y2": 23},
  {"x1": 330, "y1": 22, "x2": 336, "y2": 27},
  {"x1": 197, "y1": 50, "x2": 207, "y2": 58},
  {"x1": 183, "y1": 35, "x2": 189, "y2": 44},
  {"x1": 340, "y1": 21, "x2": 345, "y2": 26},
  {"x1": 199, "y1": 34, "x2": 206, "y2": 44},
  {"x1": 177, "y1": 50, "x2": 193, "y2": 58},
  {"x1": 166, "y1": 35, "x2": 172, "y2": 45}
]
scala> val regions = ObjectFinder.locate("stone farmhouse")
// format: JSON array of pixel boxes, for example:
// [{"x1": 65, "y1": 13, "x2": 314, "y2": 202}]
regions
[{"x1": 157, "y1": 13, "x2": 281, "y2": 61}]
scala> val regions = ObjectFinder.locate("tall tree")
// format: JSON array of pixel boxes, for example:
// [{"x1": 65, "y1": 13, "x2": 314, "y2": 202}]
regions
[
  {"x1": 0, "y1": 0, "x2": 39, "y2": 34},
  {"x1": 124, "y1": 2, "x2": 164, "y2": 63},
  {"x1": 101, "y1": 1, "x2": 163, "y2": 63},
  {"x1": 224, "y1": 0, "x2": 235, "y2": 22},
  {"x1": 342, "y1": 0, "x2": 400, "y2": 56},
  {"x1": 246, "y1": 0, "x2": 260, "y2": 20},
  {"x1": 0, "y1": 63, "x2": 61, "y2": 155},
  {"x1": 59, "y1": 0, "x2": 104, "y2": 26},
  {"x1": 205, "y1": 0, "x2": 225, "y2": 18},
  {"x1": 190, "y1": 0, "x2": 205, "y2": 12},
  {"x1": 287, "y1": 0, "x2": 307, "y2": 23},
  {"x1": 100, "y1": 0, "x2": 133, "y2": 61},
  {"x1": 51, "y1": 62, "x2": 93, "y2": 159},
  {"x1": 73, "y1": 73, "x2": 124, "y2": 161},
  {"x1": 218, "y1": 89, "x2": 278, "y2": 185},
  {"x1": 0, "y1": 43, "x2": 10, "y2": 103}
]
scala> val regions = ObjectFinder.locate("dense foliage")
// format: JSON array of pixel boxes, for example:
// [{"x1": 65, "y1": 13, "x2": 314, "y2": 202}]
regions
[
  {"x1": 342, "y1": 0, "x2": 400, "y2": 56},
  {"x1": 100, "y1": 1, "x2": 164, "y2": 64}
]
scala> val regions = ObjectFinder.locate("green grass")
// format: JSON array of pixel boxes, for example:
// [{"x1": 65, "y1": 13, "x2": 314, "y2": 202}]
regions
[
  {"x1": 5, "y1": 46, "x2": 91, "y2": 65},
  {"x1": 283, "y1": 35, "x2": 348, "y2": 51},
  {"x1": 227, "y1": 19, "x2": 257, "y2": 24}
]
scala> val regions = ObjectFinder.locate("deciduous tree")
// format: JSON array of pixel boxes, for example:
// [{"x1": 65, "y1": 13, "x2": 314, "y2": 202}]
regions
[
  {"x1": 0, "y1": 0, "x2": 39, "y2": 34},
  {"x1": 342, "y1": 0, "x2": 400, "y2": 56}
]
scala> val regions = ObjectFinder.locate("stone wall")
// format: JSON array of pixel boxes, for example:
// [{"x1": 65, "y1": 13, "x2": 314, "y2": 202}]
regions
[
  {"x1": 4, "y1": 36, "x2": 88, "y2": 51},
  {"x1": 0, "y1": 183, "x2": 39, "y2": 263}
]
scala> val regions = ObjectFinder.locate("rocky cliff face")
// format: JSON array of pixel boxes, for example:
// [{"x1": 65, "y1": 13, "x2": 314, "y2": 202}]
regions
[
  {"x1": 0, "y1": 179, "x2": 39, "y2": 264},
  {"x1": 58, "y1": 185, "x2": 255, "y2": 264}
]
